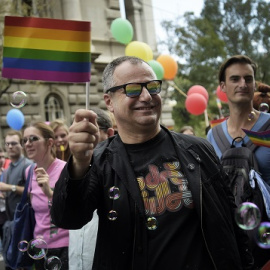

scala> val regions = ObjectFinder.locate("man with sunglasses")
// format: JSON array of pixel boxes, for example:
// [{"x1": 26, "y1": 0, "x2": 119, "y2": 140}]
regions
[
  {"x1": 1, "y1": 130, "x2": 32, "y2": 269},
  {"x1": 52, "y1": 56, "x2": 253, "y2": 269}
]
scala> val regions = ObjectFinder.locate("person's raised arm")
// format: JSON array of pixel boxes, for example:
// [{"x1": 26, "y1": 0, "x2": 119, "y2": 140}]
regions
[{"x1": 68, "y1": 109, "x2": 100, "y2": 179}]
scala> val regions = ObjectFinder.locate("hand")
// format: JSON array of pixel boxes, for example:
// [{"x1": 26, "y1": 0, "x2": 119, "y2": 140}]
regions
[
  {"x1": 35, "y1": 167, "x2": 53, "y2": 198},
  {"x1": 68, "y1": 109, "x2": 100, "y2": 177}
]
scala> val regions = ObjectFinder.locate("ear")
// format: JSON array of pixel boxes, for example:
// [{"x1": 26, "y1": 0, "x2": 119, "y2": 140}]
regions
[
  {"x1": 47, "y1": 138, "x2": 54, "y2": 147},
  {"x1": 104, "y1": 94, "x2": 114, "y2": 112},
  {"x1": 220, "y1": 82, "x2": 226, "y2": 93},
  {"x1": 107, "y1": 128, "x2": 115, "y2": 138}
]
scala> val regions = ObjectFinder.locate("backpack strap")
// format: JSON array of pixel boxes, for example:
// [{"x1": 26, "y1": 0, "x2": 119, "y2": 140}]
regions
[
  {"x1": 213, "y1": 118, "x2": 270, "y2": 154},
  {"x1": 212, "y1": 123, "x2": 231, "y2": 154}
]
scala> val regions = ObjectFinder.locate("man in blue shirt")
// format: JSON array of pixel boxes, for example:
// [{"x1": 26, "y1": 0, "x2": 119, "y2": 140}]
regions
[{"x1": 207, "y1": 55, "x2": 270, "y2": 267}]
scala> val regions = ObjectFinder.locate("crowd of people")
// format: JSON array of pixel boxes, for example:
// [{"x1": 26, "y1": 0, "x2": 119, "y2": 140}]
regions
[{"x1": 0, "y1": 54, "x2": 269, "y2": 269}]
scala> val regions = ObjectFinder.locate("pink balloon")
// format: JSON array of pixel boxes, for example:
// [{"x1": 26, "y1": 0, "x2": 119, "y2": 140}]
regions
[
  {"x1": 216, "y1": 85, "x2": 228, "y2": 103},
  {"x1": 187, "y1": 85, "x2": 209, "y2": 102},
  {"x1": 185, "y1": 93, "x2": 207, "y2": 115}
]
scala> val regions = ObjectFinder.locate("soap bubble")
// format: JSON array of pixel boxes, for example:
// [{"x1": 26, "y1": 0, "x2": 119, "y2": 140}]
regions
[
  {"x1": 146, "y1": 216, "x2": 158, "y2": 230},
  {"x1": 108, "y1": 210, "x2": 118, "y2": 221},
  {"x1": 18, "y1": 240, "x2": 29, "y2": 252},
  {"x1": 235, "y1": 202, "x2": 261, "y2": 230},
  {"x1": 258, "y1": 103, "x2": 269, "y2": 113},
  {"x1": 27, "y1": 238, "x2": 48, "y2": 260},
  {"x1": 108, "y1": 186, "x2": 120, "y2": 200},
  {"x1": 248, "y1": 111, "x2": 256, "y2": 121},
  {"x1": 256, "y1": 222, "x2": 270, "y2": 249},
  {"x1": 10, "y1": 91, "x2": 27, "y2": 108},
  {"x1": 44, "y1": 256, "x2": 62, "y2": 270}
]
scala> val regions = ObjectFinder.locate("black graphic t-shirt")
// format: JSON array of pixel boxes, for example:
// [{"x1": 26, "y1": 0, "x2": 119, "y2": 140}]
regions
[{"x1": 125, "y1": 130, "x2": 214, "y2": 269}]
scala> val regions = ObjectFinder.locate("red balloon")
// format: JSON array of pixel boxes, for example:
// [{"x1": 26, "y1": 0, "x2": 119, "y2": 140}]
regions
[
  {"x1": 187, "y1": 85, "x2": 209, "y2": 102},
  {"x1": 185, "y1": 93, "x2": 207, "y2": 115},
  {"x1": 216, "y1": 85, "x2": 228, "y2": 103}
]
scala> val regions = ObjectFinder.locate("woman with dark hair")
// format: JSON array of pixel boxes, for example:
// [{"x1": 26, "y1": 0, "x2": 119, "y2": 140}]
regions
[{"x1": 23, "y1": 121, "x2": 69, "y2": 269}]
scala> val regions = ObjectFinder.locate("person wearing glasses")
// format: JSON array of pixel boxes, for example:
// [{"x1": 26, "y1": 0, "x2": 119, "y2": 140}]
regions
[
  {"x1": 0, "y1": 131, "x2": 33, "y2": 221},
  {"x1": 22, "y1": 121, "x2": 69, "y2": 269},
  {"x1": 51, "y1": 56, "x2": 253, "y2": 269},
  {"x1": 1, "y1": 130, "x2": 33, "y2": 269}
]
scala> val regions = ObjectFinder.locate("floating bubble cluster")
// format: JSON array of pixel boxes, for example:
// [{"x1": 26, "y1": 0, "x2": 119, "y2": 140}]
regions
[
  {"x1": 107, "y1": 186, "x2": 121, "y2": 221},
  {"x1": 17, "y1": 238, "x2": 62, "y2": 269}
]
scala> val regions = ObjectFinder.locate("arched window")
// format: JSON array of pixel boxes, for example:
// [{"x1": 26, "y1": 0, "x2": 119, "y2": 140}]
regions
[{"x1": 44, "y1": 94, "x2": 64, "y2": 122}]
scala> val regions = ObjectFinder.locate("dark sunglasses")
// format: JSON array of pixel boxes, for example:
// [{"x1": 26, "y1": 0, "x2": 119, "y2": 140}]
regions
[
  {"x1": 23, "y1": 135, "x2": 40, "y2": 145},
  {"x1": 105, "y1": 80, "x2": 162, "y2": 98}
]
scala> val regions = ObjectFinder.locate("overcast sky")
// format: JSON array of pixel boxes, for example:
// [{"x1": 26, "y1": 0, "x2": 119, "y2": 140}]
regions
[{"x1": 152, "y1": 0, "x2": 204, "y2": 52}]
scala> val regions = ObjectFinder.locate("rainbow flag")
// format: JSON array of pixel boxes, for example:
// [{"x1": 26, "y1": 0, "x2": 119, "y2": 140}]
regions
[
  {"x1": 2, "y1": 16, "x2": 91, "y2": 83},
  {"x1": 242, "y1": 128, "x2": 270, "y2": 148},
  {"x1": 210, "y1": 118, "x2": 226, "y2": 128}
]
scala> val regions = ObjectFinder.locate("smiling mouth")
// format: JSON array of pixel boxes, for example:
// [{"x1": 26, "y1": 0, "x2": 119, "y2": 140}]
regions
[{"x1": 135, "y1": 106, "x2": 154, "y2": 110}]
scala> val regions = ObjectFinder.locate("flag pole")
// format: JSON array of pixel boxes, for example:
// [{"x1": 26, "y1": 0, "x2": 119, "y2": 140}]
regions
[
  {"x1": 84, "y1": 81, "x2": 91, "y2": 156},
  {"x1": 86, "y1": 81, "x2": 90, "y2": 110}
]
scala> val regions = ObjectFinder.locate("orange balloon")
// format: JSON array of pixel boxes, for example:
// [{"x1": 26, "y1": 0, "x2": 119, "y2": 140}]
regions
[{"x1": 156, "y1": 54, "x2": 178, "y2": 80}]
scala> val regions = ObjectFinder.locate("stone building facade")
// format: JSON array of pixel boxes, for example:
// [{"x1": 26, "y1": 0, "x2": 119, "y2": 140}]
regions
[{"x1": 0, "y1": 0, "x2": 174, "y2": 144}]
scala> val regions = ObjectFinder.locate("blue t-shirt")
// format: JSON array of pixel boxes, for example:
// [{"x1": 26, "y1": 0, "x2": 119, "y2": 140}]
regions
[{"x1": 207, "y1": 112, "x2": 270, "y2": 185}]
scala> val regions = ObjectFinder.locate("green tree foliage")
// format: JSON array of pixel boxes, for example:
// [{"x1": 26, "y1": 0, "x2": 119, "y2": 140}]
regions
[{"x1": 160, "y1": 0, "x2": 270, "y2": 136}]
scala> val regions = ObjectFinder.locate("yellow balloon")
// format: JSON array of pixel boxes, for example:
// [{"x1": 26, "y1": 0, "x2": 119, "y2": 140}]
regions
[
  {"x1": 142, "y1": 42, "x2": 153, "y2": 61},
  {"x1": 125, "y1": 41, "x2": 153, "y2": 61}
]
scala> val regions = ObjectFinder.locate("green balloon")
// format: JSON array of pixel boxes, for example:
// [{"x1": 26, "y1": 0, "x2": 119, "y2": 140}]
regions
[
  {"x1": 110, "y1": 18, "x2": 133, "y2": 44},
  {"x1": 148, "y1": 60, "x2": 164, "y2": 80}
]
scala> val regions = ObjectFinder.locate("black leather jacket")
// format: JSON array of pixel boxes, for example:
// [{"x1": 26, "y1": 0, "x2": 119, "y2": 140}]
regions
[{"x1": 51, "y1": 127, "x2": 254, "y2": 270}]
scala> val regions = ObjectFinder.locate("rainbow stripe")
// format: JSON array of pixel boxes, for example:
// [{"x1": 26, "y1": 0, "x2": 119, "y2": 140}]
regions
[
  {"x1": 2, "y1": 16, "x2": 91, "y2": 83},
  {"x1": 242, "y1": 128, "x2": 270, "y2": 148},
  {"x1": 210, "y1": 118, "x2": 226, "y2": 128}
]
